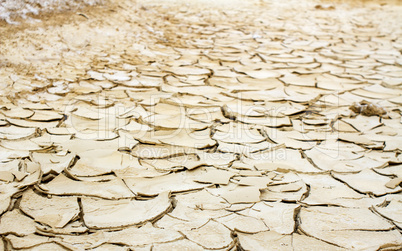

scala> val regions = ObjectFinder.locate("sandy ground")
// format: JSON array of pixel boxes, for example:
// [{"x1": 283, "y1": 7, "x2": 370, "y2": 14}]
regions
[{"x1": 0, "y1": 0, "x2": 402, "y2": 250}]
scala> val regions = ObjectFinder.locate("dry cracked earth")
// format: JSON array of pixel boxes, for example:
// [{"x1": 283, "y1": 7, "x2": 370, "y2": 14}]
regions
[{"x1": 0, "y1": 0, "x2": 402, "y2": 250}]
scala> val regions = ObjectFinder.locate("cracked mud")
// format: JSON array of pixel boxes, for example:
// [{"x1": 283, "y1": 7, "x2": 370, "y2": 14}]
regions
[{"x1": 0, "y1": 0, "x2": 402, "y2": 250}]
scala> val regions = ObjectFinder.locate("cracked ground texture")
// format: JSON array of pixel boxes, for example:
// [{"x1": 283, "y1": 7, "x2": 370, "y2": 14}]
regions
[{"x1": 0, "y1": 0, "x2": 402, "y2": 250}]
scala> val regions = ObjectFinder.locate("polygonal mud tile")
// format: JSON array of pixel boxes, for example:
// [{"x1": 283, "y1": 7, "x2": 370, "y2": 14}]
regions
[
  {"x1": 260, "y1": 180, "x2": 307, "y2": 202},
  {"x1": 152, "y1": 239, "x2": 204, "y2": 251},
  {"x1": 156, "y1": 212, "x2": 208, "y2": 230},
  {"x1": 130, "y1": 144, "x2": 195, "y2": 159},
  {"x1": 91, "y1": 243, "x2": 136, "y2": 250},
  {"x1": 31, "y1": 152, "x2": 75, "y2": 175},
  {"x1": 141, "y1": 114, "x2": 208, "y2": 130},
  {"x1": 234, "y1": 176, "x2": 272, "y2": 188},
  {"x1": 299, "y1": 206, "x2": 394, "y2": 232},
  {"x1": 218, "y1": 141, "x2": 273, "y2": 155},
  {"x1": 28, "y1": 110, "x2": 64, "y2": 122},
  {"x1": 173, "y1": 189, "x2": 229, "y2": 210},
  {"x1": 299, "y1": 206, "x2": 402, "y2": 249},
  {"x1": 237, "y1": 231, "x2": 292, "y2": 251},
  {"x1": 219, "y1": 186, "x2": 261, "y2": 204},
  {"x1": 68, "y1": 149, "x2": 139, "y2": 176},
  {"x1": 373, "y1": 199, "x2": 402, "y2": 228},
  {"x1": 57, "y1": 230, "x2": 107, "y2": 249},
  {"x1": 298, "y1": 173, "x2": 379, "y2": 207},
  {"x1": 1, "y1": 107, "x2": 34, "y2": 119},
  {"x1": 141, "y1": 154, "x2": 204, "y2": 172},
  {"x1": 124, "y1": 171, "x2": 209, "y2": 196},
  {"x1": 253, "y1": 150, "x2": 322, "y2": 173},
  {"x1": 20, "y1": 190, "x2": 79, "y2": 228},
  {"x1": 245, "y1": 201, "x2": 300, "y2": 234},
  {"x1": 0, "y1": 139, "x2": 52, "y2": 151},
  {"x1": 20, "y1": 189, "x2": 79, "y2": 228},
  {"x1": 36, "y1": 220, "x2": 88, "y2": 235},
  {"x1": 332, "y1": 169, "x2": 402, "y2": 196},
  {"x1": 181, "y1": 220, "x2": 233, "y2": 250},
  {"x1": 303, "y1": 229, "x2": 402, "y2": 250},
  {"x1": 304, "y1": 148, "x2": 382, "y2": 173},
  {"x1": 0, "y1": 210, "x2": 37, "y2": 236},
  {"x1": 342, "y1": 115, "x2": 382, "y2": 133},
  {"x1": 22, "y1": 242, "x2": 69, "y2": 251},
  {"x1": 194, "y1": 169, "x2": 236, "y2": 185},
  {"x1": 292, "y1": 233, "x2": 345, "y2": 250},
  {"x1": 158, "y1": 128, "x2": 216, "y2": 149},
  {"x1": 5, "y1": 234, "x2": 53, "y2": 249},
  {"x1": 0, "y1": 126, "x2": 38, "y2": 140},
  {"x1": 44, "y1": 173, "x2": 135, "y2": 199},
  {"x1": 0, "y1": 183, "x2": 20, "y2": 214},
  {"x1": 6, "y1": 117, "x2": 60, "y2": 129},
  {"x1": 215, "y1": 213, "x2": 269, "y2": 233},
  {"x1": 169, "y1": 198, "x2": 230, "y2": 222},
  {"x1": 238, "y1": 231, "x2": 344, "y2": 251},
  {"x1": 102, "y1": 222, "x2": 182, "y2": 246},
  {"x1": 81, "y1": 191, "x2": 171, "y2": 229}
]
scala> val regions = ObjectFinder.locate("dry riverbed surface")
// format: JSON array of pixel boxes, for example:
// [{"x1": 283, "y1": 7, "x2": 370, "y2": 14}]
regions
[{"x1": 0, "y1": 0, "x2": 402, "y2": 250}]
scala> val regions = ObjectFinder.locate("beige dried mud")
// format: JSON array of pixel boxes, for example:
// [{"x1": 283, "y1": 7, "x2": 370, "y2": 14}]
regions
[{"x1": 0, "y1": 0, "x2": 402, "y2": 249}]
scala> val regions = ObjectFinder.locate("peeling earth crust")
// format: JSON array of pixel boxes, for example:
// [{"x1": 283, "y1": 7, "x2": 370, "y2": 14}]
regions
[{"x1": 0, "y1": 0, "x2": 402, "y2": 250}]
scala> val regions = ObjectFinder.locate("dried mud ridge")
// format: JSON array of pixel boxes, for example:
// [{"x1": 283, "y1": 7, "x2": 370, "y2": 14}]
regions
[{"x1": 0, "y1": 0, "x2": 402, "y2": 250}]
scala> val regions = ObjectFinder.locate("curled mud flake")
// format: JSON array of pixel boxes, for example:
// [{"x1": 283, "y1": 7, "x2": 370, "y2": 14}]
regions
[
  {"x1": 28, "y1": 110, "x2": 64, "y2": 122},
  {"x1": 1, "y1": 0, "x2": 402, "y2": 247},
  {"x1": 385, "y1": 177, "x2": 402, "y2": 189},
  {"x1": 0, "y1": 126, "x2": 38, "y2": 140},
  {"x1": 0, "y1": 107, "x2": 34, "y2": 119},
  {"x1": 31, "y1": 152, "x2": 75, "y2": 175},
  {"x1": 314, "y1": 4, "x2": 335, "y2": 10},
  {"x1": 0, "y1": 171, "x2": 14, "y2": 182},
  {"x1": 349, "y1": 100, "x2": 387, "y2": 117}
]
